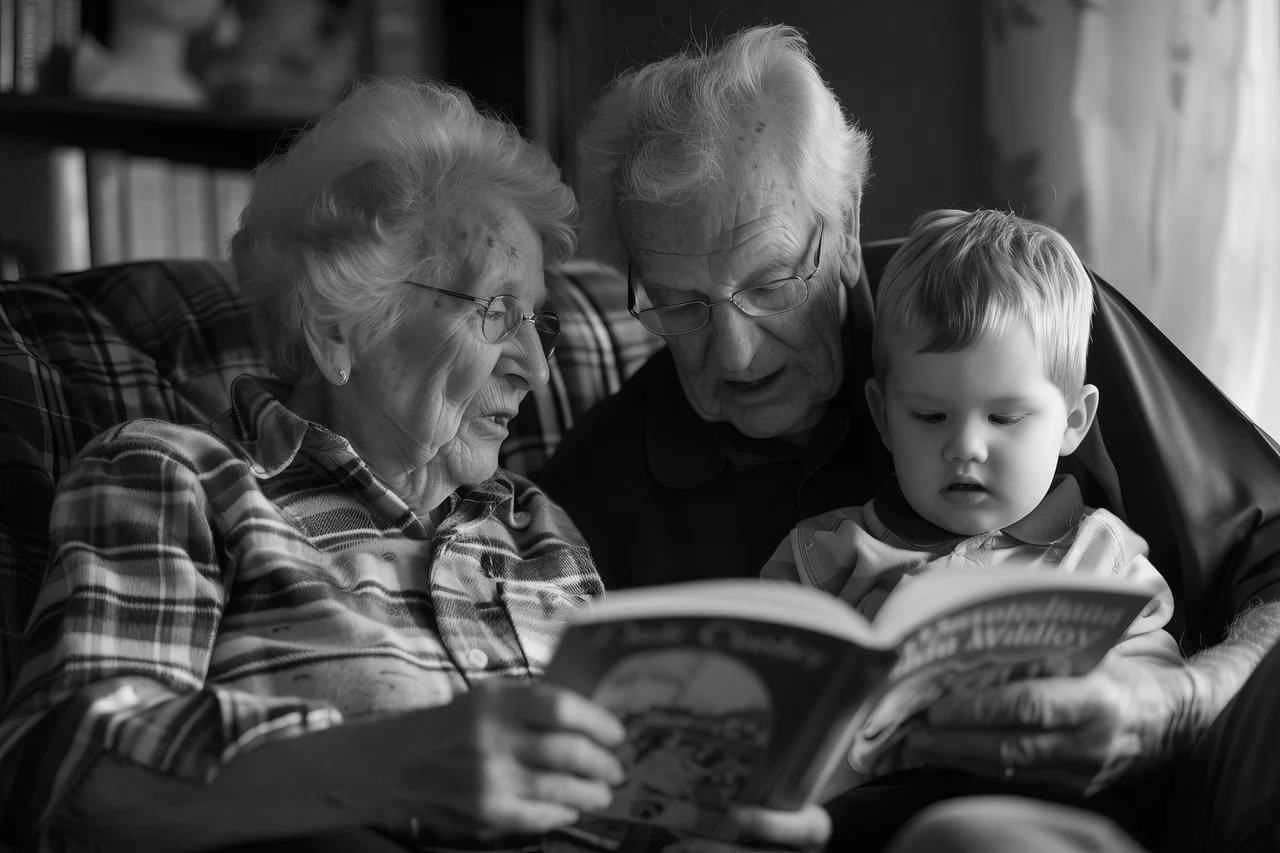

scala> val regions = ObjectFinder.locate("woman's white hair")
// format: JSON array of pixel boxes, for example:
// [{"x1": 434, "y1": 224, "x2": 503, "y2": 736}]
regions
[
  {"x1": 576, "y1": 24, "x2": 871, "y2": 270},
  {"x1": 231, "y1": 77, "x2": 577, "y2": 386}
]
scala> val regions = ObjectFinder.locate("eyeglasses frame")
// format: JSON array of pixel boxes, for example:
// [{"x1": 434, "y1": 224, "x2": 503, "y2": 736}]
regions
[
  {"x1": 402, "y1": 280, "x2": 561, "y2": 358},
  {"x1": 626, "y1": 219, "x2": 826, "y2": 337}
]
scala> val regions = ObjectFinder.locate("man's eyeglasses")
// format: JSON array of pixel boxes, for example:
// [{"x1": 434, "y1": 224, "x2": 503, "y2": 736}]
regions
[
  {"x1": 627, "y1": 220, "x2": 825, "y2": 337},
  {"x1": 403, "y1": 281, "x2": 560, "y2": 359}
]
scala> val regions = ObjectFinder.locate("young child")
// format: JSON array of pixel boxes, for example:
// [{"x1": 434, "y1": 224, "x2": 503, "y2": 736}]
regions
[{"x1": 762, "y1": 208, "x2": 1181, "y2": 663}]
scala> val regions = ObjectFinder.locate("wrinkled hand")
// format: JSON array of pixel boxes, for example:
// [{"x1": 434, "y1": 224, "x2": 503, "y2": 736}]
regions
[
  {"x1": 901, "y1": 651, "x2": 1194, "y2": 795},
  {"x1": 662, "y1": 805, "x2": 832, "y2": 853},
  {"x1": 377, "y1": 679, "x2": 625, "y2": 838}
]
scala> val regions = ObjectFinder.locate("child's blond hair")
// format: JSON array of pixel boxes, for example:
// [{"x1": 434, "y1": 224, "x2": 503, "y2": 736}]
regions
[{"x1": 872, "y1": 208, "x2": 1094, "y2": 398}]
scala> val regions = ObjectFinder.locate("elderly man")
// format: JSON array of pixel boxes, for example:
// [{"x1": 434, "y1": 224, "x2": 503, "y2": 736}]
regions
[{"x1": 540, "y1": 23, "x2": 1280, "y2": 853}]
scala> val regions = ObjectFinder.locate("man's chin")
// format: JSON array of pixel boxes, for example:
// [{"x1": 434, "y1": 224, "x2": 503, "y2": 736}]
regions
[{"x1": 723, "y1": 401, "x2": 825, "y2": 440}]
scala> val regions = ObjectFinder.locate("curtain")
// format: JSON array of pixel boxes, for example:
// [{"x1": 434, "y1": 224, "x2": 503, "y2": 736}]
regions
[{"x1": 983, "y1": 0, "x2": 1280, "y2": 438}]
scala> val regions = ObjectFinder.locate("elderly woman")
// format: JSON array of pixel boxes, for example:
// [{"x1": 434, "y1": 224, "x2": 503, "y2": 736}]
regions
[{"x1": 0, "y1": 80, "x2": 825, "y2": 853}]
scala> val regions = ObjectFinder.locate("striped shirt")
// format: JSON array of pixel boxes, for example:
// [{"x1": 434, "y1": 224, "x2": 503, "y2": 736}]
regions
[{"x1": 0, "y1": 376, "x2": 603, "y2": 851}]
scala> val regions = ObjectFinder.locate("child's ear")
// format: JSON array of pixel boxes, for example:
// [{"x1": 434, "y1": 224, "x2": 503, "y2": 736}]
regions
[
  {"x1": 1060, "y1": 383, "x2": 1100, "y2": 455},
  {"x1": 865, "y1": 377, "x2": 892, "y2": 452}
]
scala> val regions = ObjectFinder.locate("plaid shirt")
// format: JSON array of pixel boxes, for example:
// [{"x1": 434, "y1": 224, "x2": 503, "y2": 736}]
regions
[{"x1": 0, "y1": 375, "x2": 603, "y2": 851}]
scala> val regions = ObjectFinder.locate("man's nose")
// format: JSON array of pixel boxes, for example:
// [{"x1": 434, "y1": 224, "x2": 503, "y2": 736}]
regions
[
  {"x1": 944, "y1": 419, "x2": 989, "y2": 463},
  {"x1": 705, "y1": 301, "x2": 762, "y2": 373}
]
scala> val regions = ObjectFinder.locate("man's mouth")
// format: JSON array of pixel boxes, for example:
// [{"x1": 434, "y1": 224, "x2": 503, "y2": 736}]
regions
[
  {"x1": 727, "y1": 368, "x2": 784, "y2": 392},
  {"x1": 481, "y1": 411, "x2": 516, "y2": 427},
  {"x1": 945, "y1": 482, "x2": 987, "y2": 492}
]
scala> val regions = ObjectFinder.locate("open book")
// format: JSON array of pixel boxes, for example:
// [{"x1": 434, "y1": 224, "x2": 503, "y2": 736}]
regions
[{"x1": 543, "y1": 567, "x2": 1156, "y2": 842}]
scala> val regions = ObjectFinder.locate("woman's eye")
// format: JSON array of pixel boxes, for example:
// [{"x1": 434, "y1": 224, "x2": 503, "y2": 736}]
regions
[
  {"x1": 990, "y1": 415, "x2": 1026, "y2": 426},
  {"x1": 910, "y1": 412, "x2": 945, "y2": 424}
]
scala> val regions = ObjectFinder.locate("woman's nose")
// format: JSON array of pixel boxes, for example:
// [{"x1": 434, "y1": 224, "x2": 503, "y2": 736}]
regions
[
  {"x1": 500, "y1": 321, "x2": 551, "y2": 390},
  {"x1": 944, "y1": 421, "x2": 988, "y2": 463},
  {"x1": 705, "y1": 301, "x2": 762, "y2": 374}
]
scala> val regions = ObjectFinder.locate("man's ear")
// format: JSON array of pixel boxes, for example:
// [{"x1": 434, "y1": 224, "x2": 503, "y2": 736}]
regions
[
  {"x1": 1060, "y1": 383, "x2": 1100, "y2": 455},
  {"x1": 301, "y1": 316, "x2": 353, "y2": 386},
  {"x1": 864, "y1": 377, "x2": 892, "y2": 452}
]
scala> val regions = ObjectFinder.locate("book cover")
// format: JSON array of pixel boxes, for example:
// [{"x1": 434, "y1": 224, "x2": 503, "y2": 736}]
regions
[{"x1": 544, "y1": 583, "x2": 896, "y2": 840}]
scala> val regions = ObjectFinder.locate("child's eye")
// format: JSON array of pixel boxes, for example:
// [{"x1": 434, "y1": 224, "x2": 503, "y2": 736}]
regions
[
  {"x1": 989, "y1": 414, "x2": 1026, "y2": 426},
  {"x1": 910, "y1": 412, "x2": 945, "y2": 424}
]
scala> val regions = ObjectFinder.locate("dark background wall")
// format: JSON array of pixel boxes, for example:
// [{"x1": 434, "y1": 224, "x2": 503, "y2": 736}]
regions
[{"x1": 555, "y1": 1, "x2": 986, "y2": 243}]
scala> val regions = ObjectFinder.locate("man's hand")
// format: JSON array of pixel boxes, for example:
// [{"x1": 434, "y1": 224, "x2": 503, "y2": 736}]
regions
[{"x1": 899, "y1": 651, "x2": 1195, "y2": 795}]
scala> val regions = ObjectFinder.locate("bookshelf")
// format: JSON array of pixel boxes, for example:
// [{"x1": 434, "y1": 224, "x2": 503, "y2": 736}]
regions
[
  {"x1": 0, "y1": 0, "x2": 543, "y2": 279},
  {"x1": 0, "y1": 93, "x2": 310, "y2": 169}
]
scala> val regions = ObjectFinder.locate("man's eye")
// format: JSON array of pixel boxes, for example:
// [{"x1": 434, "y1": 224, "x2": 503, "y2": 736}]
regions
[
  {"x1": 910, "y1": 412, "x2": 945, "y2": 424},
  {"x1": 990, "y1": 415, "x2": 1026, "y2": 426}
]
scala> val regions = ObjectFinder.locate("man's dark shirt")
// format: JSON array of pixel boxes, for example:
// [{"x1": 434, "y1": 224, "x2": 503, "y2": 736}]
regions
[{"x1": 537, "y1": 247, "x2": 1280, "y2": 653}]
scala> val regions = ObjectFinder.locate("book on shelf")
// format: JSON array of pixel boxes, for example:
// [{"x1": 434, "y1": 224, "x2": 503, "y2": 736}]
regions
[
  {"x1": 0, "y1": 137, "x2": 89, "y2": 275},
  {"x1": 122, "y1": 156, "x2": 175, "y2": 263},
  {"x1": 11, "y1": 0, "x2": 75, "y2": 95},
  {"x1": 171, "y1": 162, "x2": 215, "y2": 260},
  {"x1": 211, "y1": 169, "x2": 253, "y2": 262},
  {"x1": 543, "y1": 569, "x2": 1156, "y2": 845},
  {"x1": 85, "y1": 149, "x2": 126, "y2": 266},
  {"x1": 0, "y1": 0, "x2": 14, "y2": 93}
]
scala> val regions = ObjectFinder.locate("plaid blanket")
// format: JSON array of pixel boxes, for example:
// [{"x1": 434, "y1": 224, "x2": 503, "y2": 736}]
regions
[{"x1": 0, "y1": 258, "x2": 660, "y2": 701}]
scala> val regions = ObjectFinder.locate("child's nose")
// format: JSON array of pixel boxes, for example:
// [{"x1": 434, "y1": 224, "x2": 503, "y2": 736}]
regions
[{"x1": 944, "y1": 422, "x2": 989, "y2": 463}]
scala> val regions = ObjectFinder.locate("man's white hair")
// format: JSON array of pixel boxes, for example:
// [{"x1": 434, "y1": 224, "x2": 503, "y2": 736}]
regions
[{"x1": 576, "y1": 24, "x2": 871, "y2": 270}]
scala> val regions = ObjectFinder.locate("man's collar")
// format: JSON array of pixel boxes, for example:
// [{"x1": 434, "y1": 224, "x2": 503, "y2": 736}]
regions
[
  {"x1": 644, "y1": 263, "x2": 873, "y2": 489},
  {"x1": 874, "y1": 473, "x2": 1085, "y2": 547}
]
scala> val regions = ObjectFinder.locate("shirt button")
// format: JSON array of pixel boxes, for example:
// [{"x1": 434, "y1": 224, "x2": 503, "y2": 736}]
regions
[{"x1": 465, "y1": 648, "x2": 489, "y2": 670}]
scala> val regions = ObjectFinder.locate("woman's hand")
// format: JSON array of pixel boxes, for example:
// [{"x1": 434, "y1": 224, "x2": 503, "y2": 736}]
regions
[
  {"x1": 662, "y1": 805, "x2": 832, "y2": 853},
  {"x1": 900, "y1": 651, "x2": 1196, "y2": 794},
  {"x1": 372, "y1": 679, "x2": 626, "y2": 839}
]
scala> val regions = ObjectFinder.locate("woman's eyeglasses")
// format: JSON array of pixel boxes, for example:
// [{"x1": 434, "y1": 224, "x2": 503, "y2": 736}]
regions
[
  {"x1": 628, "y1": 220, "x2": 825, "y2": 337},
  {"x1": 403, "y1": 282, "x2": 560, "y2": 359}
]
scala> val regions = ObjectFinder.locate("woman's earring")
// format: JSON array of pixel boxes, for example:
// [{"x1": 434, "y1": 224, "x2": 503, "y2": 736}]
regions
[{"x1": 337, "y1": 369, "x2": 348, "y2": 385}]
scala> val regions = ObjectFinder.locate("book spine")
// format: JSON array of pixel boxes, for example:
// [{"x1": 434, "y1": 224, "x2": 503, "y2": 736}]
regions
[
  {"x1": 13, "y1": 0, "x2": 50, "y2": 94},
  {"x1": 122, "y1": 156, "x2": 175, "y2": 262},
  {"x1": 749, "y1": 649, "x2": 887, "y2": 810},
  {"x1": 170, "y1": 162, "x2": 214, "y2": 260},
  {"x1": 210, "y1": 169, "x2": 253, "y2": 262},
  {"x1": 0, "y1": 0, "x2": 15, "y2": 93},
  {"x1": 86, "y1": 149, "x2": 126, "y2": 266},
  {"x1": 47, "y1": 144, "x2": 88, "y2": 271},
  {"x1": 45, "y1": 0, "x2": 74, "y2": 93},
  {"x1": 0, "y1": 137, "x2": 88, "y2": 275}
]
